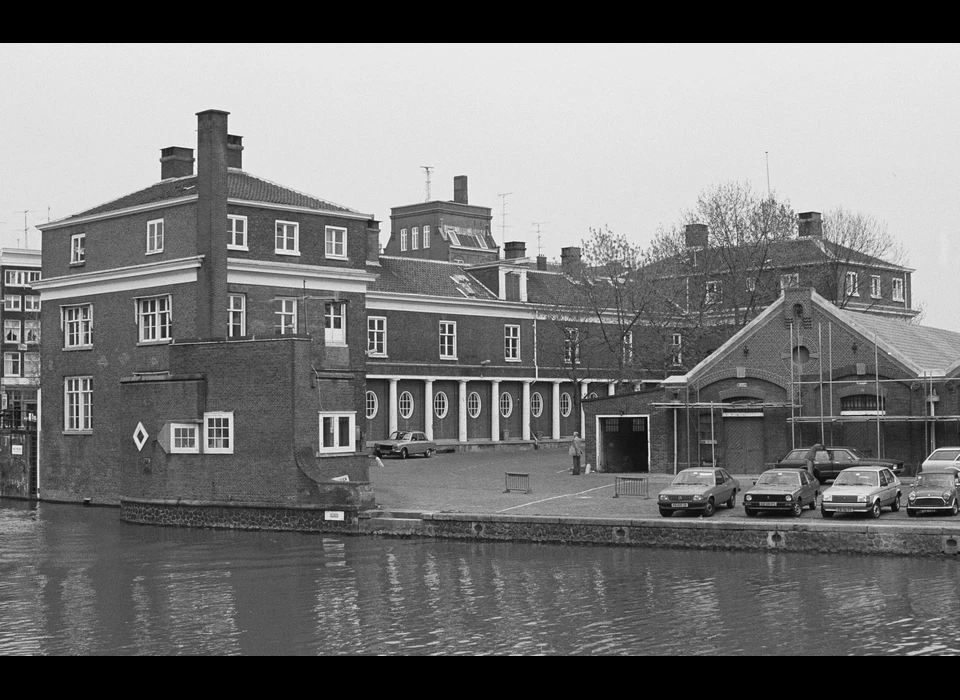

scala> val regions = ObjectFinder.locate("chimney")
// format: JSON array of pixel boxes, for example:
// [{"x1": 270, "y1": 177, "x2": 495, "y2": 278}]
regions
[
  {"x1": 537, "y1": 255, "x2": 548, "y2": 271},
  {"x1": 798, "y1": 211, "x2": 823, "y2": 238},
  {"x1": 196, "y1": 109, "x2": 230, "y2": 338},
  {"x1": 561, "y1": 246, "x2": 582, "y2": 273},
  {"x1": 453, "y1": 175, "x2": 468, "y2": 204},
  {"x1": 227, "y1": 134, "x2": 243, "y2": 169},
  {"x1": 160, "y1": 146, "x2": 194, "y2": 179},
  {"x1": 367, "y1": 221, "x2": 381, "y2": 264},
  {"x1": 684, "y1": 223, "x2": 708, "y2": 248},
  {"x1": 504, "y1": 241, "x2": 526, "y2": 260}
]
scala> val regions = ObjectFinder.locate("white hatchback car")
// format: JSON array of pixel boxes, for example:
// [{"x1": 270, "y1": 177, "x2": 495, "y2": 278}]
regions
[
  {"x1": 820, "y1": 466, "x2": 902, "y2": 519},
  {"x1": 921, "y1": 448, "x2": 960, "y2": 471}
]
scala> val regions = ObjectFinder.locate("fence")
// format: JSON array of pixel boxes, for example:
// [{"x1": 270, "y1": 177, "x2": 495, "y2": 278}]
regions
[
  {"x1": 613, "y1": 475, "x2": 648, "y2": 498},
  {"x1": 504, "y1": 472, "x2": 531, "y2": 494}
]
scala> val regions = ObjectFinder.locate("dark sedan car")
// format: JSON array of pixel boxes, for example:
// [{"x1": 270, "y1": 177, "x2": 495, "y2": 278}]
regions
[
  {"x1": 776, "y1": 446, "x2": 903, "y2": 483},
  {"x1": 743, "y1": 469, "x2": 820, "y2": 517},
  {"x1": 658, "y1": 468, "x2": 739, "y2": 518}
]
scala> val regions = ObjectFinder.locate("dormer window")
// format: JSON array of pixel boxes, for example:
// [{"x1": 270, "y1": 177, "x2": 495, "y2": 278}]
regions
[{"x1": 71, "y1": 233, "x2": 86, "y2": 264}]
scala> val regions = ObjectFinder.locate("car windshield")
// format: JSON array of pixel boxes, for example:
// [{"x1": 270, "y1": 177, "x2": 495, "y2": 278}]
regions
[
  {"x1": 834, "y1": 471, "x2": 879, "y2": 487},
  {"x1": 757, "y1": 472, "x2": 800, "y2": 486},
  {"x1": 389, "y1": 431, "x2": 411, "y2": 441},
  {"x1": 784, "y1": 450, "x2": 807, "y2": 460},
  {"x1": 915, "y1": 473, "x2": 956, "y2": 489},
  {"x1": 672, "y1": 471, "x2": 715, "y2": 486},
  {"x1": 928, "y1": 449, "x2": 960, "y2": 462}
]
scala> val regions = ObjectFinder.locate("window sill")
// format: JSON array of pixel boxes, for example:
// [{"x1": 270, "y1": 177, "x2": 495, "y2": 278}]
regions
[
  {"x1": 69, "y1": 261, "x2": 86, "y2": 268},
  {"x1": 326, "y1": 342, "x2": 348, "y2": 348},
  {"x1": 367, "y1": 353, "x2": 388, "y2": 359},
  {"x1": 227, "y1": 245, "x2": 249, "y2": 252},
  {"x1": 325, "y1": 254, "x2": 348, "y2": 261},
  {"x1": 145, "y1": 250, "x2": 163, "y2": 256},
  {"x1": 440, "y1": 356, "x2": 458, "y2": 361},
  {"x1": 62, "y1": 430, "x2": 93, "y2": 436},
  {"x1": 275, "y1": 249, "x2": 301, "y2": 257},
  {"x1": 505, "y1": 358, "x2": 521, "y2": 363},
  {"x1": 136, "y1": 339, "x2": 173, "y2": 347},
  {"x1": 63, "y1": 346, "x2": 93, "y2": 352}
]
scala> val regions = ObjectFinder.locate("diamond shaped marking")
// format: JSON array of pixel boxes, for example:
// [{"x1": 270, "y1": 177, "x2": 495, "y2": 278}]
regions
[{"x1": 133, "y1": 422, "x2": 149, "y2": 452}]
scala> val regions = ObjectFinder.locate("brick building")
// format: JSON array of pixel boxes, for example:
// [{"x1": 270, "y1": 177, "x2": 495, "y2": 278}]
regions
[
  {"x1": 33, "y1": 110, "x2": 378, "y2": 514},
  {"x1": 582, "y1": 286, "x2": 960, "y2": 476}
]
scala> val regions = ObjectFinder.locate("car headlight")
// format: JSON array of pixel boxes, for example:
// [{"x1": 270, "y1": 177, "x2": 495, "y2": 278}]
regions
[
  {"x1": 745, "y1": 494, "x2": 753, "y2": 501},
  {"x1": 823, "y1": 493, "x2": 832, "y2": 502},
  {"x1": 659, "y1": 494, "x2": 668, "y2": 501},
  {"x1": 908, "y1": 492, "x2": 917, "y2": 501},
  {"x1": 784, "y1": 495, "x2": 792, "y2": 502},
  {"x1": 693, "y1": 495, "x2": 703, "y2": 501},
  {"x1": 857, "y1": 495, "x2": 868, "y2": 502},
  {"x1": 944, "y1": 492, "x2": 953, "y2": 500}
]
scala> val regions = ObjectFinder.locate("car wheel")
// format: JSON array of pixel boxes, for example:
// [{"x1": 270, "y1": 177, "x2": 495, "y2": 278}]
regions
[
  {"x1": 745, "y1": 507, "x2": 758, "y2": 517},
  {"x1": 890, "y1": 494, "x2": 901, "y2": 512},
  {"x1": 425, "y1": 448, "x2": 434, "y2": 458},
  {"x1": 792, "y1": 500, "x2": 803, "y2": 517},
  {"x1": 702, "y1": 499, "x2": 716, "y2": 517},
  {"x1": 907, "y1": 508, "x2": 917, "y2": 518},
  {"x1": 659, "y1": 508, "x2": 672, "y2": 518},
  {"x1": 400, "y1": 448, "x2": 408, "y2": 460},
  {"x1": 726, "y1": 490, "x2": 736, "y2": 509},
  {"x1": 952, "y1": 501, "x2": 959, "y2": 517},
  {"x1": 869, "y1": 501, "x2": 882, "y2": 519},
  {"x1": 821, "y1": 507, "x2": 834, "y2": 518}
]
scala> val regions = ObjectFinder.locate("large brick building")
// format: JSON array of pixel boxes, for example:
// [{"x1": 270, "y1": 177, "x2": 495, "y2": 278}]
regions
[{"x1": 33, "y1": 110, "x2": 378, "y2": 513}]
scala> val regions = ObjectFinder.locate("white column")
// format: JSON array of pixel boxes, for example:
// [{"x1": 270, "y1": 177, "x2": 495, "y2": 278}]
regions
[
  {"x1": 497, "y1": 268, "x2": 507, "y2": 300},
  {"x1": 580, "y1": 380, "x2": 590, "y2": 438},
  {"x1": 608, "y1": 382, "x2": 616, "y2": 396},
  {"x1": 552, "y1": 380, "x2": 561, "y2": 440},
  {"x1": 522, "y1": 380, "x2": 531, "y2": 441},
  {"x1": 388, "y1": 378, "x2": 398, "y2": 435},
  {"x1": 424, "y1": 378, "x2": 434, "y2": 441},
  {"x1": 518, "y1": 270, "x2": 528, "y2": 302},
  {"x1": 490, "y1": 379, "x2": 501, "y2": 441},
  {"x1": 458, "y1": 380, "x2": 468, "y2": 443}
]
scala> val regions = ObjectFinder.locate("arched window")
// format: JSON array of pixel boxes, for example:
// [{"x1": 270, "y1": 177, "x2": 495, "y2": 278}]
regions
[
  {"x1": 587, "y1": 391, "x2": 598, "y2": 399},
  {"x1": 841, "y1": 394, "x2": 886, "y2": 414},
  {"x1": 792, "y1": 345, "x2": 810, "y2": 368},
  {"x1": 467, "y1": 391, "x2": 481, "y2": 418},
  {"x1": 434, "y1": 392, "x2": 448, "y2": 419},
  {"x1": 365, "y1": 391, "x2": 378, "y2": 419},
  {"x1": 399, "y1": 391, "x2": 414, "y2": 419},
  {"x1": 560, "y1": 392, "x2": 572, "y2": 417},
  {"x1": 500, "y1": 392, "x2": 513, "y2": 418},
  {"x1": 531, "y1": 392, "x2": 543, "y2": 418}
]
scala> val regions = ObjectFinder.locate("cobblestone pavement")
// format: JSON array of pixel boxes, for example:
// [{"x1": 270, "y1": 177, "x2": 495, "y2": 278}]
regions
[{"x1": 368, "y1": 448, "x2": 932, "y2": 523}]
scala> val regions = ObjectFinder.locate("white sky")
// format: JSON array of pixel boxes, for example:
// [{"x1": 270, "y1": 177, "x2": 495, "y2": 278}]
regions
[{"x1": 2, "y1": 43, "x2": 958, "y2": 332}]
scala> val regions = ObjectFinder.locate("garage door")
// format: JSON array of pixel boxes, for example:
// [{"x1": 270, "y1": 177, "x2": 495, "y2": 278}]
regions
[{"x1": 724, "y1": 418, "x2": 765, "y2": 474}]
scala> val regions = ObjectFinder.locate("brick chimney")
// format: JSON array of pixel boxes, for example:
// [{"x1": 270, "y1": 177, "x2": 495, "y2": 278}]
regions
[
  {"x1": 561, "y1": 246, "x2": 582, "y2": 273},
  {"x1": 227, "y1": 134, "x2": 243, "y2": 169},
  {"x1": 160, "y1": 146, "x2": 194, "y2": 179},
  {"x1": 196, "y1": 109, "x2": 230, "y2": 338},
  {"x1": 798, "y1": 211, "x2": 823, "y2": 238},
  {"x1": 685, "y1": 223, "x2": 708, "y2": 248},
  {"x1": 453, "y1": 175, "x2": 468, "y2": 204},
  {"x1": 367, "y1": 221, "x2": 382, "y2": 264},
  {"x1": 536, "y1": 255, "x2": 548, "y2": 271},
  {"x1": 504, "y1": 241, "x2": 526, "y2": 259}
]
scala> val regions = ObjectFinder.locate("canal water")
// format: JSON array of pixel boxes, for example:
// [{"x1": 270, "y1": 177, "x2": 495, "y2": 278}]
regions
[{"x1": 3, "y1": 500, "x2": 960, "y2": 655}]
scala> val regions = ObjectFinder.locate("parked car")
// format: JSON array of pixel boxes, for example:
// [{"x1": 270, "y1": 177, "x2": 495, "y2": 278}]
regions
[
  {"x1": 920, "y1": 448, "x2": 960, "y2": 472},
  {"x1": 658, "y1": 468, "x2": 739, "y2": 518},
  {"x1": 777, "y1": 446, "x2": 903, "y2": 483},
  {"x1": 907, "y1": 467, "x2": 960, "y2": 517},
  {"x1": 373, "y1": 431, "x2": 437, "y2": 459},
  {"x1": 820, "y1": 466, "x2": 901, "y2": 519},
  {"x1": 743, "y1": 469, "x2": 820, "y2": 517}
]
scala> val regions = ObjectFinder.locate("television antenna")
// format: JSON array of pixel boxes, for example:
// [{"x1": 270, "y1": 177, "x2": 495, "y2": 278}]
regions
[
  {"x1": 12, "y1": 210, "x2": 40, "y2": 248},
  {"x1": 497, "y1": 192, "x2": 513, "y2": 241},
  {"x1": 421, "y1": 166, "x2": 433, "y2": 201},
  {"x1": 532, "y1": 222, "x2": 550, "y2": 256}
]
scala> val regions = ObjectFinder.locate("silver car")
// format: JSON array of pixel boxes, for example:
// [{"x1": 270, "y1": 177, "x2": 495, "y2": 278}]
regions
[{"x1": 820, "y1": 466, "x2": 901, "y2": 519}]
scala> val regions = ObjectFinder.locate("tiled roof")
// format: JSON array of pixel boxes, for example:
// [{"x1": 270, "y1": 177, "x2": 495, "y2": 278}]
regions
[
  {"x1": 62, "y1": 170, "x2": 360, "y2": 221},
  {"x1": 371, "y1": 257, "x2": 498, "y2": 299},
  {"x1": 842, "y1": 311, "x2": 960, "y2": 374}
]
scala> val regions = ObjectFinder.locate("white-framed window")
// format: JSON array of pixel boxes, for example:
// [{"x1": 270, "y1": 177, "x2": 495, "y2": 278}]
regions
[
  {"x1": 325, "y1": 226, "x2": 347, "y2": 259},
  {"x1": 64, "y1": 376, "x2": 92, "y2": 432},
  {"x1": 24, "y1": 320, "x2": 39, "y2": 344},
  {"x1": 63, "y1": 304, "x2": 93, "y2": 349},
  {"x1": 870, "y1": 275, "x2": 882, "y2": 298},
  {"x1": 563, "y1": 327, "x2": 580, "y2": 365},
  {"x1": 4, "y1": 320, "x2": 21, "y2": 344},
  {"x1": 845, "y1": 271, "x2": 859, "y2": 297},
  {"x1": 324, "y1": 302, "x2": 346, "y2": 345},
  {"x1": 706, "y1": 280, "x2": 721, "y2": 304},
  {"x1": 365, "y1": 391, "x2": 378, "y2": 419},
  {"x1": 24, "y1": 352, "x2": 39, "y2": 377},
  {"x1": 319, "y1": 411, "x2": 355, "y2": 454},
  {"x1": 5, "y1": 270, "x2": 37, "y2": 287},
  {"x1": 275, "y1": 298, "x2": 297, "y2": 335},
  {"x1": 399, "y1": 391, "x2": 414, "y2": 419},
  {"x1": 672, "y1": 332, "x2": 683, "y2": 365},
  {"x1": 439, "y1": 321, "x2": 457, "y2": 359},
  {"x1": 467, "y1": 391, "x2": 481, "y2": 418},
  {"x1": 892, "y1": 278, "x2": 905, "y2": 302},
  {"x1": 367, "y1": 316, "x2": 386, "y2": 356},
  {"x1": 146, "y1": 219, "x2": 164, "y2": 255},
  {"x1": 499, "y1": 392, "x2": 513, "y2": 418},
  {"x1": 746, "y1": 277, "x2": 756, "y2": 292},
  {"x1": 3, "y1": 295, "x2": 21, "y2": 311},
  {"x1": 504, "y1": 324, "x2": 520, "y2": 362},
  {"x1": 204, "y1": 412, "x2": 234, "y2": 454},
  {"x1": 434, "y1": 391, "x2": 448, "y2": 419},
  {"x1": 228, "y1": 215, "x2": 248, "y2": 250},
  {"x1": 423, "y1": 225, "x2": 431, "y2": 248},
  {"x1": 170, "y1": 423, "x2": 200, "y2": 454},
  {"x1": 275, "y1": 220, "x2": 299, "y2": 255},
  {"x1": 623, "y1": 330, "x2": 633, "y2": 364},
  {"x1": 531, "y1": 392, "x2": 543, "y2": 417},
  {"x1": 4, "y1": 352, "x2": 21, "y2": 377},
  {"x1": 400, "y1": 228, "x2": 408, "y2": 252},
  {"x1": 560, "y1": 392, "x2": 572, "y2": 418},
  {"x1": 780, "y1": 273, "x2": 799, "y2": 291},
  {"x1": 228, "y1": 294, "x2": 246, "y2": 338},
  {"x1": 24, "y1": 296, "x2": 40, "y2": 312},
  {"x1": 137, "y1": 295, "x2": 172, "y2": 343},
  {"x1": 411, "y1": 226, "x2": 419, "y2": 250},
  {"x1": 71, "y1": 233, "x2": 86, "y2": 264}
]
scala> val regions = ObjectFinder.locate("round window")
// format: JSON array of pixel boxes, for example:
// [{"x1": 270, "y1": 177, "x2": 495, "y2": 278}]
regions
[
  {"x1": 500, "y1": 392, "x2": 513, "y2": 418},
  {"x1": 399, "y1": 391, "x2": 414, "y2": 419},
  {"x1": 467, "y1": 391, "x2": 481, "y2": 418},
  {"x1": 365, "y1": 390, "x2": 378, "y2": 419},
  {"x1": 531, "y1": 392, "x2": 543, "y2": 418},
  {"x1": 434, "y1": 392, "x2": 448, "y2": 419},
  {"x1": 560, "y1": 392, "x2": 572, "y2": 418}
]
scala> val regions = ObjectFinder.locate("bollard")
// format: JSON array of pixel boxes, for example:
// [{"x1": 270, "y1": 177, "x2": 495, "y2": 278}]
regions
[{"x1": 375, "y1": 456, "x2": 385, "y2": 468}]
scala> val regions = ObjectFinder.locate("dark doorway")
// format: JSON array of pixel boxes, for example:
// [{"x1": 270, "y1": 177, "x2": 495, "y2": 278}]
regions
[{"x1": 600, "y1": 416, "x2": 649, "y2": 473}]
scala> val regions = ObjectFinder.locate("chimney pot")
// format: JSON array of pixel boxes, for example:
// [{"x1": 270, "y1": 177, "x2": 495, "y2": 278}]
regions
[
  {"x1": 798, "y1": 211, "x2": 823, "y2": 238},
  {"x1": 561, "y1": 246, "x2": 582, "y2": 273},
  {"x1": 159, "y1": 146, "x2": 195, "y2": 179},
  {"x1": 537, "y1": 255, "x2": 548, "y2": 271},
  {"x1": 227, "y1": 134, "x2": 243, "y2": 169},
  {"x1": 504, "y1": 241, "x2": 526, "y2": 260},
  {"x1": 453, "y1": 175, "x2": 468, "y2": 204}
]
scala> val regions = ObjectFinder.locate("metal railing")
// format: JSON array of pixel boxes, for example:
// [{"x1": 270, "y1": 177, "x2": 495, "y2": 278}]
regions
[
  {"x1": 613, "y1": 475, "x2": 649, "y2": 498},
  {"x1": 504, "y1": 472, "x2": 531, "y2": 494}
]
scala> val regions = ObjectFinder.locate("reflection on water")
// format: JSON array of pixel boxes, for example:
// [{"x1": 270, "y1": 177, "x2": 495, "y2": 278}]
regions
[{"x1": 3, "y1": 499, "x2": 960, "y2": 655}]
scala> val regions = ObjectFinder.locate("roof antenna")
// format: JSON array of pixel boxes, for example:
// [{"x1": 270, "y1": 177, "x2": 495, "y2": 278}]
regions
[
  {"x1": 532, "y1": 222, "x2": 549, "y2": 256},
  {"x1": 498, "y1": 192, "x2": 513, "y2": 242},
  {"x1": 765, "y1": 151, "x2": 771, "y2": 198},
  {"x1": 421, "y1": 166, "x2": 433, "y2": 201}
]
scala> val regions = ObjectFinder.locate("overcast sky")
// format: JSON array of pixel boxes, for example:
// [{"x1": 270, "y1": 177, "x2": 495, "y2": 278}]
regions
[{"x1": 2, "y1": 43, "x2": 957, "y2": 332}]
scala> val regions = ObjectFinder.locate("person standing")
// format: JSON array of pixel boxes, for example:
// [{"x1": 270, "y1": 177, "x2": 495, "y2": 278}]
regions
[
  {"x1": 805, "y1": 443, "x2": 824, "y2": 479},
  {"x1": 569, "y1": 432, "x2": 585, "y2": 475}
]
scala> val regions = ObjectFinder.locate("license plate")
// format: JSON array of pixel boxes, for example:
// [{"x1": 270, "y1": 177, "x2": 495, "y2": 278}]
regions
[
  {"x1": 759, "y1": 502, "x2": 777, "y2": 507},
  {"x1": 672, "y1": 503, "x2": 688, "y2": 508},
  {"x1": 835, "y1": 507, "x2": 855, "y2": 512}
]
